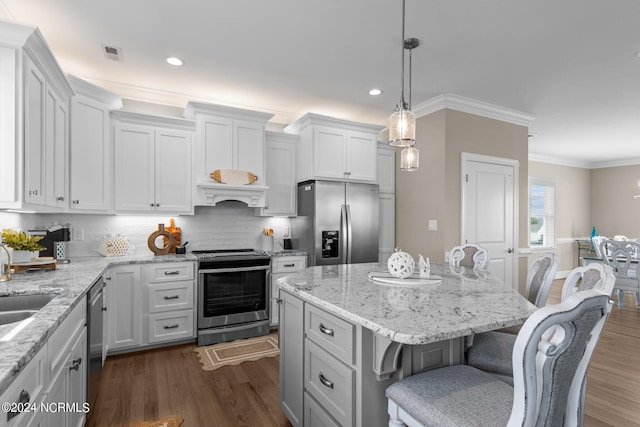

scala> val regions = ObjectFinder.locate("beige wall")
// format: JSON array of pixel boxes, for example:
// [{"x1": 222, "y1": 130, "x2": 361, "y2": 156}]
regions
[
  {"x1": 395, "y1": 108, "x2": 529, "y2": 287},
  {"x1": 528, "y1": 161, "x2": 591, "y2": 275},
  {"x1": 591, "y1": 165, "x2": 640, "y2": 238}
]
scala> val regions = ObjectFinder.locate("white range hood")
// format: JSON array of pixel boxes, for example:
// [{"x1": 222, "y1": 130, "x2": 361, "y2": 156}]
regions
[{"x1": 195, "y1": 182, "x2": 268, "y2": 207}]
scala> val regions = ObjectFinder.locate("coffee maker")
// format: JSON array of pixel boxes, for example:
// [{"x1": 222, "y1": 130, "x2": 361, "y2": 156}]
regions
[{"x1": 29, "y1": 225, "x2": 71, "y2": 263}]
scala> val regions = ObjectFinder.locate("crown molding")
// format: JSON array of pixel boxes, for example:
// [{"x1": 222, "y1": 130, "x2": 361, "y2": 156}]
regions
[
  {"x1": 67, "y1": 75, "x2": 122, "y2": 109},
  {"x1": 284, "y1": 112, "x2": 384, "y2": 135},
  {"x1": 528, "y1": 153, "x2": 593, "y2": 169},
  {"x1": 589, "y1": 157, "x2": 640, "y2": 169},
  {"x1": 413, "y1": 94, "x2": 536, "y2": 127}
]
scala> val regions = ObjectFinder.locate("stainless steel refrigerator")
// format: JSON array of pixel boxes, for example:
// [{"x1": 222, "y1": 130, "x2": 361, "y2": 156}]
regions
[{"x1": 291, "y1": 180, "x2": 379, "y2": 266}]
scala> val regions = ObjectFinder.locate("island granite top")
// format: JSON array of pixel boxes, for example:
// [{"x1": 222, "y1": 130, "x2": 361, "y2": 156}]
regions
[{"x1": 278, "y1": 262, "x2": 537, "y2": 345}]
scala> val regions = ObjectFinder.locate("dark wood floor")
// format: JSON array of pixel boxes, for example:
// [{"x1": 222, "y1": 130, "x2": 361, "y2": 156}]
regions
[{"x1": 87, "y1": 280, "x2": 640, "y2": 427}]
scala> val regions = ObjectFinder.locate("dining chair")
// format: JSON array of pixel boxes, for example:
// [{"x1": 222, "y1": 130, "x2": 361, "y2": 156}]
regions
[
  {"x1": 600, "y1": 239, "x2": 640, "y2": 308},
  {"x1": 591, "y1": 235, "x2": 607, "y2": 258},
  {"x1": 466, "y1": 263, "x2": 615, "y2": 384},
  {"x1": 386, "y1": 290, "x2": 613, "y2": 427},
  {"x1": 523, "y1": 252, "x2": 559, "y2": 307},
  {"x1": 448, "y1": 243, "x2": 489, "y2": 270}
]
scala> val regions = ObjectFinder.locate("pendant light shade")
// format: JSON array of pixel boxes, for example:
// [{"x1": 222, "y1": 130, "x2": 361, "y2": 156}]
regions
[
  {"x1": 400, "y1": 146, "x2": 419, "y2": 171},
  {"x1": 389, "y1": 104, "x2": 416, "y2": 147}
]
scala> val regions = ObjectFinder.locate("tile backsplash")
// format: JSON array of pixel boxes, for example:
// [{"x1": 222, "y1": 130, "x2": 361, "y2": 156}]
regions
[{"x1": 0, "y1": 202, "x2": 292, "y2": 257}]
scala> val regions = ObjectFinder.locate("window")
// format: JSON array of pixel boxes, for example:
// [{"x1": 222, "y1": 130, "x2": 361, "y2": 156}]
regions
[{"x1": 529, "y1": 177, "x2": 556, "y2": 248}]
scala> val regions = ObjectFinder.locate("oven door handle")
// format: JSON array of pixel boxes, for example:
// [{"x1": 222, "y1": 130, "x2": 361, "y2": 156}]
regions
[{"x1": 199, "y1": 266, "x2": 270, "y2": 274}]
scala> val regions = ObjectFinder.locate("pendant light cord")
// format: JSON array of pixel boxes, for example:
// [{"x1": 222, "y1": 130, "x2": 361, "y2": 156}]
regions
[{"x1": 400, "y1": 0, "x2": 406, "y2": 108}]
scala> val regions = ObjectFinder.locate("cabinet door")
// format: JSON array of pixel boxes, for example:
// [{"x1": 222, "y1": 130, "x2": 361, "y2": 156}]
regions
[
  {"x1": 313, "y1": 127, "x2": 347, "y2": 180},
  {"x1": 155, "y1": 129, "x2": 192, "y2": 212},
  {"x1": 69, "y1": 95, "x2": 111, "y2": 211},
  {"x1": 261, "y1": 139, "x2": 296, "y2": 216},
  {"x1": 378, "y1": 193, "x2": 395, "y2": 263},
  {"x1": 377, "y1": 144, "x2": 396, "y2": 194},
  {"x1": 346, "y1": 131, "x2": 377, "y2": 182},
  {"x1": 114, "y1": 123, "x2": 155, "y2": 212},
  {"x1": 235, "y1": 119, "x2": 265, "y2": 183},
  {"x1": 106, "y1": 265, "x2": 142, "y2": 351},
  {"x1": 52, "y1": 98, "x2": 68, "y2": 207},
  {"x1": 23, "y1": 56, "x2": 46, "y2": 205},
  {"x1": 279, "y1": 290, "x2": 304, "y2": 427},
  {"x1": 200, "y1": 115, "x2": 233, "y2": 181}
]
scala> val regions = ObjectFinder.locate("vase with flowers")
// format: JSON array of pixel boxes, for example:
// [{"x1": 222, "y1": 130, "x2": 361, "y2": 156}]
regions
[{"x1": 1, "y1": 229, "x2": 45, "y2": 264}]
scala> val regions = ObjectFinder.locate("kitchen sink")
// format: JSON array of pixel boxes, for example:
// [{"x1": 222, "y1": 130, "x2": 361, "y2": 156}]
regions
[
  {"x1": 0, "y1": 293, "x2": 57, "y2": 312},
  {"x1": 0, "y1": 294, "x2": 57, "y2": 326}
]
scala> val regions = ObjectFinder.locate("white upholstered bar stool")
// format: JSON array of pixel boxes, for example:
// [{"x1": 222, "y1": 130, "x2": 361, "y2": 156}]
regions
[
  {"x1": 448, "y1": 244, "x2": 489, "y2": 270},
  {"x1": 385, "y1": 290, "x2": 613, "y2": 427}
]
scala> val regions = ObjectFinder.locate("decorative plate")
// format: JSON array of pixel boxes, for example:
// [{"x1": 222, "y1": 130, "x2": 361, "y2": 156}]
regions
[
  {"x1": 368, "y1": 271, "x2": 442, "y2": 286},
  {"x1": 210, "y1": 169, "x2": 258, "y2": 185}
]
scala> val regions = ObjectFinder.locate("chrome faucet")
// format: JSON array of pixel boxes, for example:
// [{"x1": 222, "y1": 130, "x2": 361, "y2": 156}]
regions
[{"x1": 0, "y1": 244, "x2": 12, "y2": 281}]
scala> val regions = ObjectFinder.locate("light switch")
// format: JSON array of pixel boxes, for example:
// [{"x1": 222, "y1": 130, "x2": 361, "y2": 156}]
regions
[{"x1": 428, "y1": 220, "x2": 438, "y2": 231}]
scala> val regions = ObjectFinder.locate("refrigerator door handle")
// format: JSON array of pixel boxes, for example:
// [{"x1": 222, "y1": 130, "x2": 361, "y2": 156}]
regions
[
  {"x1": 345, "y1": 204, "x2": 352, "y2": 263},
  {"x1": 341, "y1": 204, "x2": 349, "y2": 264}
]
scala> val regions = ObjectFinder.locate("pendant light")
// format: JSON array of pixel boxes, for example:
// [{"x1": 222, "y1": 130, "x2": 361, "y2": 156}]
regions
[
  {"x1": 400, "y1": 38, "x2": 420, "y2": 171},
  {"x1": 389, "y1": 0, "x2": 417, "y2": 147}
]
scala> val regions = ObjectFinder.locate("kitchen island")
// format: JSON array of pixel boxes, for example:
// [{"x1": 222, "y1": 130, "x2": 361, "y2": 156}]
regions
[{"x1": 277, "y1": 262, "x2": 536, "y2": 427}]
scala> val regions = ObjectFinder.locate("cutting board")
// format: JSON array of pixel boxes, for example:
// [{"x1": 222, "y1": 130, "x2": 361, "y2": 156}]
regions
[{"x1": 210, "y1": 169, "x2": 258, "y2": 185}]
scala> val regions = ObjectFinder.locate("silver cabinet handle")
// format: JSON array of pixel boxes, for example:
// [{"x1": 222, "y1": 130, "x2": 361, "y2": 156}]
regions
[
  {"x1": 7, "y1": 390, "x2": 30, "y2": 421},
  {"x1": 319, "y1": 323, "x2": 334, "y2": 336},
  {"x1": 164, "y1": 324, "x2": 179, "y2": 329},
  {"x1": 164, "y1": 270, "x2": 180, "y2": 275},
  {"x1": 69, "y1": 357, "x2": 82, "y2": 371},
  {"x1": 283, "y1": 263, "x2": 295, "y2": 267},
  {"x1": 72, "y1": 200, "x2": 79, "y2": 204},
  {"x1": 57, "y1": 196, "x2": 64, "y2": 201},
  {"x1": 163, "y1": 295, "x2": 180, "y2": 300},
  {"x1": 319, "y1": 372, "x2": 334, "y2": 389}
]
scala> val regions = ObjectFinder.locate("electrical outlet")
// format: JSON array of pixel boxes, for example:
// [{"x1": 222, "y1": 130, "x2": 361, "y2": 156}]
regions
[
  {"x1": 428, "y1": 220, "x2": 438, "y2": 231},
  {"x1": 283, "y1": 227, "x2": 290, "y2": 238},
  {"x1": 73, "y1": 228, "x2": 84, "y2": 241}
]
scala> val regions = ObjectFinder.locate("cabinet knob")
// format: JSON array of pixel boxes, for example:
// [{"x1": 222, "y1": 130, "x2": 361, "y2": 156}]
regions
[
  {"x1": 69, "y1": 357, "x2": 82, "y2": 371},
  {"x1": 56, "y1": 196, "x2": 64, "y2": 201},
  {"x1": 72, "y1": 200, "x2": 79, "y2": 204}
]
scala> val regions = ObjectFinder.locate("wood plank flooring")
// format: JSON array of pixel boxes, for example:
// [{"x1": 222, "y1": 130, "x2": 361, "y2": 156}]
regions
[{"x1": 87, "y1": 281, "x2": 640, "y2": 426}]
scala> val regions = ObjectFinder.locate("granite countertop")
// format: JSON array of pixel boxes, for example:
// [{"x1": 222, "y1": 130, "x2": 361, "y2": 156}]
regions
[
  {"x1": 0, "y1": 253, "x2": 197, "y2": 396},
  {"x1": 278, "y1": 262, "x2": 537, "y2": 345}
]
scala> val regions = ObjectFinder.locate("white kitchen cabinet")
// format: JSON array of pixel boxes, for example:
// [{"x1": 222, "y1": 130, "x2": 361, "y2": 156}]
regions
[
  {"x1": 68, "y1": 75, "x2": 122, "y2": 212},
  {"x1": 284, "y1": 113, "x2": 383, "y2": 184},
  {"x1": 258, "y1": 132, "x2": 298, "y2": 216},
  {"x1": 0, "y1": 22, "x2": 73, "y2": 211},
  {"x1": 184, "y1": 102, "x2": 273, "y2": 207},
  {"x1": 0, "y1": 345, "x2": 46, "y2": 427},
  {"x1": 270, "y1": 255, "x2": 306, "y2": 326},
  {"x1": 112, "y1": 111, "x2": 195, "y2": 214},
  {"x1": 106, "y1": 265, "x2": 142, "y2": 351},
  {"x1": 279, "y1": 290, "x2": 304, "y2": 427},
  {"x1": 377, "y1": 143, "x2": 396, "y2": 263}
]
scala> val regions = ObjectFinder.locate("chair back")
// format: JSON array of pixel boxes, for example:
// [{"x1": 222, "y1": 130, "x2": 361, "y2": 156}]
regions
[
  {"x1": 525, "y1": 253, "x2": 559, "y2": 307},
  {"x1": 601, "y1": 239, "x2": 640, "y2": 284},
  {"x1": 509, "y1": 290, "x2": 613, "y2": 427},
  {"x1": 449, "y1": 244, "x2": 489, "y2": 270},
  {"x1": 591, "y1": 235, "x2": 606, "y2": 258},
  {"x1": 562, "y1": 263, "x2": 616, "y2": 301}
]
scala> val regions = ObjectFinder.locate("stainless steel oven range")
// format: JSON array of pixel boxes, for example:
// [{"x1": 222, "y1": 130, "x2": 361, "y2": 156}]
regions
[{"x1": 193, "y1": 249, "x2": 271, "y2": 346}]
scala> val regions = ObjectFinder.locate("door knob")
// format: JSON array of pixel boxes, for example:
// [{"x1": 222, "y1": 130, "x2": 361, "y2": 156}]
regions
[{"x1": 507, "y1": 248, "x2": 514, "y2": 254}]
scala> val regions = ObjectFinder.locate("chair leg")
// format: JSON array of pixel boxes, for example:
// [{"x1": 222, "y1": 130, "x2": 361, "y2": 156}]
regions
[
  {"x1": 617, "y1": 289, "x2": 625, "y2": 309},
  {"x1": 388, "y1": 400, "x2": 407, "y2": 427}
]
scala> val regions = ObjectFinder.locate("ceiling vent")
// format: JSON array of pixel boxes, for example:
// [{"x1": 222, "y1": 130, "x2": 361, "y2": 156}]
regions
[{"x1": 101, "y1": 44, "x2": 124, "y2": 62}]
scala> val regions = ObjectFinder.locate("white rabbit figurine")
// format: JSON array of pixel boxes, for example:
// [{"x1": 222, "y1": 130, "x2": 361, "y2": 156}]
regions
[{"x1": 418, "y1": 254, "x2": 430, "y2": 278}]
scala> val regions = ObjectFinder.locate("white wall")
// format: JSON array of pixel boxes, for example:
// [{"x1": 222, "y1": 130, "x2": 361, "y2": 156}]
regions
[{"x1": 0, "y1": 202, "x2": 291, "y2": 257}]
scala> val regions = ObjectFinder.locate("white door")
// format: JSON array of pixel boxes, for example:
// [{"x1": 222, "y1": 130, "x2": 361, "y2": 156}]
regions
[{"x1": 462, "y1": 153, "x2": 518, "y2": 288}]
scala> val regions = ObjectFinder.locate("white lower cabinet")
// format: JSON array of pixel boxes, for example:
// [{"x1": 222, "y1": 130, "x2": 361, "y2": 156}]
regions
[
  {"x1": 271, "y1": 256, "x2": 307, "y2": 326},
  {"x1": 0, "y1": 297, "x2": 87, "y2": 427},
  {"x1": 106, "y1": 262, "x2": 195, "y2": 354}
]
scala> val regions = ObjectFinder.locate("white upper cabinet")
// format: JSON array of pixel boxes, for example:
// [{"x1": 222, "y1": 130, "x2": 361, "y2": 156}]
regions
[
  {"x1": 68, "y1": 75, "x2": 122, "y2": 212},
  {"x1": 284, "y1": 113, "x2": 383, "y2": 184},
  {"x1": 258, "y1": 131, "x2": 298, "y2": 216},
  {"x1": 112, "y1": 111, "x2": 194, "y2": 214},
  {"x1": 184, "y1": 102, "x2": 273, "y2": 207},
  {"x1": 0, "y1": 21, "x2": 73, "y2": 211}
]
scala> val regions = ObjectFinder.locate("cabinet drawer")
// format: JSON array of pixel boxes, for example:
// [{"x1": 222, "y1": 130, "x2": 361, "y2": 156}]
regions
[
  {"x1": 145, "y1": 262, "x2": 194, "y2": 283},
  {"x1": 147, "y1": 311, "x2": 194, "y2": 344},
  {"x1": 306, "y1": 305, "x2": 355, "y2": 365},
  {"x1": 304, "y1": 392, "x2": 340, "y2": 427},
  {"x1": 305, "y1": 339, "x2": 354, "y2": 427},
  {"x1": 148, "y1": 281, "x2": 194, "y2": 313},
  {"x1": 48, "y1": 297, "x2": 86, "y2": 375},
  {"x1": 0, "y1": 346, "x2": 46, "y2": 427},
  {"x1": 272, "y1": 256, "x2": 306, "y2": 273}
]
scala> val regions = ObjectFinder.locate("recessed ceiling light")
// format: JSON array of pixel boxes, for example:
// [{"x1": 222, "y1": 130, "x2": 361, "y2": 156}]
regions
[
  {"x1": 369, "y1": 89, "x2": 382, "y2": 96},
  {"x1": 166, "y1": 57, "x2": 184, "y2": 66}
]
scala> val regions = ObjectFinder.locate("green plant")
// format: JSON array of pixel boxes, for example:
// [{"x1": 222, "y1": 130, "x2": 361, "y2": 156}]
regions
[{"x1": 1, "y1": 229, "x2": 45, "y2": 252}]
